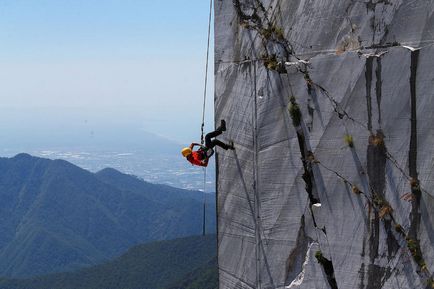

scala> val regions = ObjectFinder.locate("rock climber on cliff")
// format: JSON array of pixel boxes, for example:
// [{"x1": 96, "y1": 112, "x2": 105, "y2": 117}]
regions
[{"x1": 182, "y1": 120, "x2": 234, "y2": 167}]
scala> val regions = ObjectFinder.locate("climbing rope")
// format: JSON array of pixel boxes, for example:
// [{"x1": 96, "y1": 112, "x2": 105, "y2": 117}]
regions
[
  {"x1": 200, "y1": 0, "x2": 213, "y2": 145},
  {"x1": 202, "y1": 167, "x2": 207, "y2": 236},
  {"x1": 200, "y1": 0, "x2": 213, "y2": 236}
]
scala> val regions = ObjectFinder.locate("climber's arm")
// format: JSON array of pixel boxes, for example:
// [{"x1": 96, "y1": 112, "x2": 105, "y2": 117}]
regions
[{"x1": 190, "y1": 143, "x2": 202, "y2": 149}]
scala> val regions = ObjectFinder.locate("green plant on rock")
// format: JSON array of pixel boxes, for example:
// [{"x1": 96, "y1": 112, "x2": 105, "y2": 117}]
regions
[
  {"x1": 406, "y1": 237, "x2": 427, "y2": 270},
  {"x1": 344, "y1": 134, "x2": 354, "y2": 148},
  {"x1": 262, "y1": 54, "x2": 286, "y2": 73},
  {"x1": 371, "y1": 193, "x2": 394, "y2": 219},
  {"x1": 352, "y1": 185, "x2": 362, "y2": 195},
  {"x1": 240, "y1": 20, "x2": 251, "y2": 29},
  {"x1": 369, "y1": 132, "x2": 385, "y2": 147},
  {"x1": 407, "y1": 238, "x2": 418, "y2": 252},
  {"x1": 420, "y1": 262, "x2": 428, "y2": 273},
  {"x1": 427, "y1": 277, "x2": 434, "y2": 288},
  {"x1": 258, "y1": 24, "x2": 285, "y2": 41},
  {"x1": 372, "y1": 193, "x2": 386, "y2": 207},
  {"x1": 263, "y1": 54, "x2": 279, "y2": 70},
  {"x1": 379, "y1": 204, "x2": 393, "y2": 219},
  {"x1": 288, "y1": 96, "x2": 302, "y2": 127},
  {"x1": 315, "y1": 250, "x2": 327, "y2": 264},
  {"x1": 272, "y1": 25, "x2": 285, "y2": 40},
  {"x1": 259, "y1": 27, "x2": 273, "y2": 39}
]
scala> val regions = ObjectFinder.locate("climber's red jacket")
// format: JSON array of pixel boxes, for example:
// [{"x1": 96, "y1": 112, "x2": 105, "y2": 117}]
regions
[{"x1": 187, "y1": 143, "x2": 209, "y2": 167}]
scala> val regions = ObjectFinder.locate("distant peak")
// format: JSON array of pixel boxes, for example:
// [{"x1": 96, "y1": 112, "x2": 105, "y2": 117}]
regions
[
  {"x1": 13, "y1": 153, "x2": 33, "y2": 160},
  {"x1": 95, "y1": 167, "x2": 146, "y2": 184},
  {"x1": 96, "y1": 167, "x2": 122, "y2": 175}
]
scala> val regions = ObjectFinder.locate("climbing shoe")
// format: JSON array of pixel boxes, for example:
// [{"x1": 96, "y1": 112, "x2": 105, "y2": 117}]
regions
[{"x1": 219, "y1": 119, "x2": 226, "y2": 132}]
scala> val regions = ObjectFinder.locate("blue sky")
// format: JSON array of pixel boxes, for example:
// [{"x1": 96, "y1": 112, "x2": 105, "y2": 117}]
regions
[{"x1": 0, "y1": 0, "x2": 214, "y2": 144}]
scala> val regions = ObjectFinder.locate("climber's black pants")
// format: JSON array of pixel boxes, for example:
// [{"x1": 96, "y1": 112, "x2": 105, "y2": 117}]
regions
[{"x1": 205, "y1": 130, "x2": 230, "y2": 150}]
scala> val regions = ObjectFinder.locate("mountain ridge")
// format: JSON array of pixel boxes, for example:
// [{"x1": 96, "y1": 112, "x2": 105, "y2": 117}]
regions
[
  {"x1": 0, "y1": 235, "x2": 218, "y2": 289},
  {"x1": 0, "y1": 153, "x2": 215, "y2": 277}
]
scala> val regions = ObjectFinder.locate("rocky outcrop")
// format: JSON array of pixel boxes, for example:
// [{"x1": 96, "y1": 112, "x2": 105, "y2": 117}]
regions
[{"x1": 215, "y1": 1, "x2": 434, "y2": 288}]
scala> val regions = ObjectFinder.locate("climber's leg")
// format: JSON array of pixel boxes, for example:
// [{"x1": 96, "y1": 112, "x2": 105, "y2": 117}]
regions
[
  {"x1": 205, "y1": 130, "x2": 222, "y2": 147},
  {"x1": 209, "y1": 139, "x2": 234, "y2": 150},
  {"x1": 205, "y1": 120, "x2": 227, "y2": 147}
]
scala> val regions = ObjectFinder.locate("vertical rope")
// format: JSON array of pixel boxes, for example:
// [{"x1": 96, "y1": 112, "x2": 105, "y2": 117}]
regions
[
  {"x1": 252, "y1": 61, "x2": 262, "y2": 289},
  {"x1": 201, "y1": 0, "x2": 214, "y2": 144},
  {"x1": 202, "y1": 167, "x2": 207, "y2": 236}
]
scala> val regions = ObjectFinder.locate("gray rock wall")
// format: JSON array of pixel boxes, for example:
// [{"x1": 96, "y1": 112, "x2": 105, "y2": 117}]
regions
[{"x1": 215, "y1": 1, "x2": 434, "y2": 288}]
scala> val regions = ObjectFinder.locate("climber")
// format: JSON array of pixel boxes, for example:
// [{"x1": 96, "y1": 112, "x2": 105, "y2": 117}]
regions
[{"x1": 182, "y1": 120, "x2": 234, "y2": 167}]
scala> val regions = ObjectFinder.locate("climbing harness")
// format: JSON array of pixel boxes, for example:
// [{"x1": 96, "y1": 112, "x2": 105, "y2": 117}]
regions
[{"x1": 199, "y1": 146, "x2": 215, "y2": 159}]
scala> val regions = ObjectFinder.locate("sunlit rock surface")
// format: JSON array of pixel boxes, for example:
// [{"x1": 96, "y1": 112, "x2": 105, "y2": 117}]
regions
[{"x1": 215, "y1": 1, "x2": 434, "y2": 288}]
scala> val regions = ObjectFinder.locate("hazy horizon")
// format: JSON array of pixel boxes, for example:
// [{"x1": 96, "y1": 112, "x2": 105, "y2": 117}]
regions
[{"x1": 0, "y1": 1, "x2": 215, "y2": 145}]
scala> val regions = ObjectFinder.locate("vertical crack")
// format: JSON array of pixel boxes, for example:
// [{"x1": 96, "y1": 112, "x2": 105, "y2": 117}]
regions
[
  {"x1": 408, "y1": 50, "x2": 419, "y2": 185},
  {"x1": 367, "y1": 131, "x2": 386, "y2": 264},
  {"x1": 365, "y1": 57, "x2": 374, "y2": 131},
  {"x1": 365, "y1": 129, "x2": 399, "y2": 285},
  {"x1": 406, "y1": 50, "x2": 432, "y2": 284},
  {"x1": 368, "y1": 212, "x2": 380, "y2": 261},
  {"x1": 288, "y1": 96, "x2": 320, "y2": 207},
  {"x1": 315, "y1": 251, "x2": 339, "y2": 289},
  {"x1": 288, "y1": 92, "x2": 338, "y2": 288},
  {"x1": 408, "y1": 49, "x2": 420, "y2": 240},
  {"x1": 367, "y1": 132, "x2": 386, "y2": 198},
  {"x1": 375, "y1": 57, "x2": 383, "y2": 126}
]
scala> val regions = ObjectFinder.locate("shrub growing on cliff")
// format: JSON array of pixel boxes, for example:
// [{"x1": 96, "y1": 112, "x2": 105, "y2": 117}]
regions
[
  {"x1": 379, "y1": 204, "x2": 393, "y2": 219},
  {"x1": 373, "y1": 193, "x2": 385, "y2": 207},
  {"x1": 264, "y1": 54, "x2": 279, "y2": 70},
  {"x1": 273, "y1": 25, "x2": 285, "y2": 40},
  {"x1": 240, "y1": 20, "x2": 251, "y2": 29},
  {"x1": 369, "y1": 132, "x2": 385, "y2": 147},
  {"x1": 372, "y1": 194, "x2": 394, "y2": 219},
  {"x1": 406, "y1": 237, "x2": 427, "y2": 270},
  {"x1": 262, "y1": 54, "x2": 286, "y2": 73},
  {"x1": 315, "y1": 251, "x2": 326, "y2": 264},
  {"x1": 259, "y1": 27, "x2": 273, "y2": 39},
  {"x1": 352, "y1": 185, "x2": 362, "y2": 195},
  {"x1": 344, "y1": 134, "x2": 354, "y2": 148},
  {"x1": 258, "y1": 25, "x2": 285, "y2": 41}
]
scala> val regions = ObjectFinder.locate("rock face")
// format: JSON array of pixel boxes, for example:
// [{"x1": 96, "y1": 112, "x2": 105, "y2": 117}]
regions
[{"x1": 215, "y1": 1, "x2": 434, "y2": 288}]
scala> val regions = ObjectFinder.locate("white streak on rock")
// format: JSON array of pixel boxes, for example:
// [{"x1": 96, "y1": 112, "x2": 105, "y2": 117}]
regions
[{"x1": 286, "y1": 242, "x2": 316, "y2": 289}]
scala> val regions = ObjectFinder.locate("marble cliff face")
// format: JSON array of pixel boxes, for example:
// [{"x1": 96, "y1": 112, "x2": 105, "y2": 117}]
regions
[{"x1": 215, "y1": 1, "x2": 434, "y2": 288}]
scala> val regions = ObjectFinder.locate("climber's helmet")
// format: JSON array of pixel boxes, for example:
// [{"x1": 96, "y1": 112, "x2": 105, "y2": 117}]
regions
[{"x1": 181, "y1": 147, "x2": 192, "y2": 157}]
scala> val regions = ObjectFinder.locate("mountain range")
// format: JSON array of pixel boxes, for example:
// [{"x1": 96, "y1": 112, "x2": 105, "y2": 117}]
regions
[
  {"x1": 0, "y1": 153, "x2": 215, "y2": 277},
  {"x1": 0, "y1": 235, "x2": 217, "y2": 289}
]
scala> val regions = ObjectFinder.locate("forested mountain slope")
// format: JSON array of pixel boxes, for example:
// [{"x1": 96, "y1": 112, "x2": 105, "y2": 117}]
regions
[
  {"x1": 0, "y1": 154, "x2": 215, "y2": 277},
  {"x1": 0, "y1": 235, "x2": 217, "y2": 289}
]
